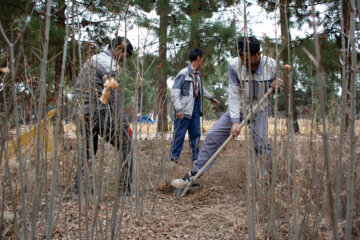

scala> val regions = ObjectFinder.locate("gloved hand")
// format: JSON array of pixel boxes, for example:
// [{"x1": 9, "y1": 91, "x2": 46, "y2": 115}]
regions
[{"x1": 126, "y1": 126, "x2": 132, "y2": 138}]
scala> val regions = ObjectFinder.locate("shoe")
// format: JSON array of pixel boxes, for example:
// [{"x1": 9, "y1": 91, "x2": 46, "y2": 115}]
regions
[
  {"x1": 169, "y1": 159, "x2": 179, "y2": 166},
  {"x1": 73, "y1": 175, "x2": 81, "y2": 195},
  {"x1": 73, "y1": 182, "x2": 79, "y2": 195},
  {"x1": 119, "y1": 184, "x2": 133, "y2": 196},
  {"x1": 274, "y1": 181, "x2": 281, "y2": 191},
  {"x1": 171, "y1": 171, "x2": 197, "y2": 189},
  {"x1": 170, "y1": 156, "x2": 179, "y2": 162},
  {"x1": 73, "y1": 176, "x2": 93, "y2": 195}
]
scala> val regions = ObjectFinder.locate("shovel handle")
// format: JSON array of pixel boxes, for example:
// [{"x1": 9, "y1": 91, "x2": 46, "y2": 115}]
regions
[{"x1": 180, "y1": 87, "x2": 274, "y2": 196}]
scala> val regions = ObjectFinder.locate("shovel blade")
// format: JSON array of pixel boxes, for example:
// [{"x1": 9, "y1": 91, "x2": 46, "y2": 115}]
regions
[
  {"x1": 172, "y1": 187, "x2": 186, "y2": 196},
  {"x1": 172, "y1": 183, "x2": 200, "y2": 196}
]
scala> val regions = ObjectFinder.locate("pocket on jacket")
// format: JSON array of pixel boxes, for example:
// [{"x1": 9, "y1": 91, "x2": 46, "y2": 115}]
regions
[{"x1": 181, "y1": 81, "x2": 191, "y2": 96}]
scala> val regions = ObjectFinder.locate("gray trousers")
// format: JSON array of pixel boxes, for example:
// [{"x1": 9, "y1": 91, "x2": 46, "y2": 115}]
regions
[{"x1": 193, "y1": 109, "x2": 271, "y2": 173}]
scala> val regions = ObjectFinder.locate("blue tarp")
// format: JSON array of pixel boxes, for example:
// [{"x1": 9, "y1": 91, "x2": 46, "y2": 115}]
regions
[{"x1": 138, "y1": 115, "x2": 156, "y2": 123}]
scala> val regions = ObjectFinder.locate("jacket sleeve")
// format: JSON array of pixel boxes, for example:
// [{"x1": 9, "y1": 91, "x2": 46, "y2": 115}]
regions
[
  {"x1": 171, "y1": 74, "x2": 185, "y2": 113},
  {"x1": 75, "y1": 60, "x2": 99, "y2": 112},
  {"x1": 227, "y1": 64, "x2": 241, "y2": 123},
  {"x1": 109, "y1": 71, "x2": 130, "y2": 131},
  {"x1": 203, "y1": 87, "x2": 214, "y2": 101}
]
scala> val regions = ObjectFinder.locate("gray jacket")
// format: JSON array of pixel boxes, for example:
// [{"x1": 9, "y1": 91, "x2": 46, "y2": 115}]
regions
[
  {"x1": 228, "y1": 56, "x2": 279, "y2": 123},
  {"x1": 75, "y1": 49, "x2": 129, "y2": 128},
  {"x1": 171, "y1": 65, "x2": 214, "y2": 119}
]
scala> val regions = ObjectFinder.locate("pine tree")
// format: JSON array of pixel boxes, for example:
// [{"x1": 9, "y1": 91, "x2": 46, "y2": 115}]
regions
[
  {"x1": 156, "y1": 0, "x2": 171, "y2": 131},
  {"x1": 257, "y1": 0, "x2": 301, "y2": 133}
]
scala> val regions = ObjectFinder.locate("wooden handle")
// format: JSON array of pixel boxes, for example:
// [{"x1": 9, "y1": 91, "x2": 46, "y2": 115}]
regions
[{"x1": 180, "y1": 87, "x2": 274, "y2": 196}]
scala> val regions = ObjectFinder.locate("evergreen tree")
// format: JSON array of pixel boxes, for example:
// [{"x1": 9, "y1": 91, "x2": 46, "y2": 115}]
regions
[
  {"x1": 257, "y1": 0, "x2": 302, "y2": 133},
  {"x1": 156, "y1": 0, "x2": 171, "y2": 131}
]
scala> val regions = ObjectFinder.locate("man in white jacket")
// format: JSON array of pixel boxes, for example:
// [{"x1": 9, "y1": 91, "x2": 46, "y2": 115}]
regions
[
  {"x1": 170, "y1": 48, "x2": 219, "y2": 165},
  {"x1": 75, "y1": 37, "x2": 134, "y2": 195},
  {"x1": 172, "y1": 37, "x2": 283, "y2": 188}
]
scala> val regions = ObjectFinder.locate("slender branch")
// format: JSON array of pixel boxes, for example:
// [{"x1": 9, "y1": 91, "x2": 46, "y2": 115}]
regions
[
  {"x1": 344, "y1": 0, "x2": 357, "y2": 238},
  {"x1": 31, "y1": 0, "x2": 53, "y2": 238},
  {"x1": 0, "y1": 20, "x2": 29, "y2": 240},
  {"x1": 310, "y1": 1, "x2": 338, "y2": 239},
  {"x1": 335, "y1": 0, "x2": 349, "y2": 227},
  {"x1": 46, "y1": 0, "x2": 70, "y2": 238}
]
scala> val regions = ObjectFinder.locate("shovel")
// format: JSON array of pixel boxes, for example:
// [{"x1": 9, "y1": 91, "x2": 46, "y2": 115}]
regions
[{"x1": 173, "y1": 86, "x2": 275, "y2": 196}]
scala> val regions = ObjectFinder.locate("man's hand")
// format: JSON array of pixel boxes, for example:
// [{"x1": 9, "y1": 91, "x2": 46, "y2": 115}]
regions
[
  {"x1": 231, "y1": 123, "x2": 240, "y2": 138},
  {"x1": 176, "y1": 112, "x2": 184, "y2": 120},
  {"x1": 126, "y1": 126, "x2": 132, "y2": 138},
  {"x1": 271, "y1": 77, "x2": 283, "y2": 92},
  {"x1": 211, "y1": 98, "x2": 220, "y2": 106}
]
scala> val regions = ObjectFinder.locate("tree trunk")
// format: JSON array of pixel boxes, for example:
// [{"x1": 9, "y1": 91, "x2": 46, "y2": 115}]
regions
[
  {"x1": 156, "y1": 0, "x2": 170, "y2": 132},
  {"x1": 344, "y1": 1, "x2": 357, "y2": 238},
  {"x1": 54, "y1": 0, "x2": 66, "y2": 105},
  {"x1": 343, "y1": 0, "x2": 351, "y2": 130},
  {"x1": 189, "y1": 0, "x2": 201, "y2": 49},
  {"x1": 280, "y1": 0, "x2": 300, "y2": 133}
]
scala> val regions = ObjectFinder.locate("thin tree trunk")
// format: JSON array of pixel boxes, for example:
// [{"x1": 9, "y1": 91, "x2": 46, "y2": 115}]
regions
[
  {"x1": 189, "y1": 0, "x2": 201, "y2": 49},
  {"x1": 343, "y1": 0, "x2": 351, "y2": 129},
  {"x1": 307, "y1": 3, "x2": 338, "y2": 239},
  {"x1": 110, "y1": 3, "x2": 130, "y2": 237},
  {"x1": 0, "y1": 89, "x2": 18, "y2": 239},
  {"x1": 0, "y1": 2, "x2": 35, "y2": 236},
  {"x1": 280, "y1": 0, "x2": 300, "y2": 134},
  {"x1": 31, "y1": 0, "x2": 53, "y2": 238},
  {"x1": 156, "y1": 0, "x2": 170, "y2": 132},
  {"x1": 242, "y1": 1, "x2": 255, "y2": 239},
  {"x1": 46, "y1": 0, "x2": 70, "y2": 238},
  {"x1": 344, "y1": 0, "x2": 357, "y2": 239},
  {"x1": 0, "y1": 21, "x2": 30, "y2": 240},
  {"x1": 54, "y1": 0, "x2": 66, "y2": 105},
  {"x1": 268, "y1": 2, "x2": 281, "y2": 238},
  {"x1": 335, "y1": 0, "x2": 349, "y2": 224},
  {"x1": 283, "y1": 1, "x2": 299, "y2": 235}
]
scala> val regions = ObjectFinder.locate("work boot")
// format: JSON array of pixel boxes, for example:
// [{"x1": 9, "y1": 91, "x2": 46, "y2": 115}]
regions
[
  {"x1": 73, "y1": 181, "x2": 79, "y2": 195},
  {"x1": 264, "y1": 170, "x2": 281, "y2": 191},
  {"x1": 73, "y1": 175, "x2": 82, "y2": 195},
  {"x1": 119, "y1": 184, "x2": 133, "y2": 196},
  {"x1": 73, "y1": 175, "x2": 93, "y2": 195},
  {"x1": 171, "y1": 171, "x2": 199, "y2": 189}
]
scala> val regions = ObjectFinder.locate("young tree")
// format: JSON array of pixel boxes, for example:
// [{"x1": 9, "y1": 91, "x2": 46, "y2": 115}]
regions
[
  {"x1": 258, "y1": 0, "x2": 300, "y2": 133},
  {"x1": 156, "y1": 0, "x2": 171, "y2": 131}
]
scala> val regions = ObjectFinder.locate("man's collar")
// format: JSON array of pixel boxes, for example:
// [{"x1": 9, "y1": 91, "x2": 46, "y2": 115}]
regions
[
  {"x1": 188, "y1": 64, "x2": 199, "y2": 76},
  {"x1": 104, "y1": 49, "x2": 112, "y2": 56}
]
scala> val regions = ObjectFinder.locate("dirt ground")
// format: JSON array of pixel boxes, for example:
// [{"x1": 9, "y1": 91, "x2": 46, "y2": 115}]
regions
[
  {"x1": 41, "y1": 132, "x2": 358, "y2": 240},
  {"x1": 2, "y1": 128, "x2": 359, "y2": 239},
  {"x1": 49, "y1": 138, "x2": 250, "y2": 239}
]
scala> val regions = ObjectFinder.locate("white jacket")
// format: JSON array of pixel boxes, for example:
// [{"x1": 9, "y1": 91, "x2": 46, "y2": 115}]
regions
[{"x1": 227, "y1": 56, "x2": 279, "y2": 123}]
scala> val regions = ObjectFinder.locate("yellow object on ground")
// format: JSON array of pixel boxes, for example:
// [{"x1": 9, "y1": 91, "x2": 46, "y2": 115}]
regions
[{"x1": 6, "y1": 109, "x2": 56, "y2": 160}]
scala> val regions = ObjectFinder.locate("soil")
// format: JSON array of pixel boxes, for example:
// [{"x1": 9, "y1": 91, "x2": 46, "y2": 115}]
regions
[{"x1": 3, "y1": 133, "x2": 359, "y2": 239}]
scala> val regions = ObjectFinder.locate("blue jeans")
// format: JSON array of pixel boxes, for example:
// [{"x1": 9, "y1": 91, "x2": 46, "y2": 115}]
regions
[{"x1": 171, "y1": 100, "x2": 201, "y2": 162}]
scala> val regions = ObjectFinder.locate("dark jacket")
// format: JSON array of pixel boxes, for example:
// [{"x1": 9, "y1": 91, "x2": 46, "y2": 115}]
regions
[{"x1": 75, "y1": 49, "x2": 129, "y2": 128}]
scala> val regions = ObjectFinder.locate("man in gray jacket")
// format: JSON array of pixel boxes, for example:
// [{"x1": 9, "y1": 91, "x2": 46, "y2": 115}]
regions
[
  {"x1": 75, "y1": 36, "x2": 133, "y2": 195},
  {"x1": 170, "y1": 48, "x2": 219, "y2": 165},
  {"x1": 172, "y1": 37, "x2": 282, "y2": 188}
]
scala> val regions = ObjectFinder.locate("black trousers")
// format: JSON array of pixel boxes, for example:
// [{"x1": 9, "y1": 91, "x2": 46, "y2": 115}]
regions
[{"x1": 83, "y1": 110, "x2": 132, "y2": 188}]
